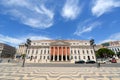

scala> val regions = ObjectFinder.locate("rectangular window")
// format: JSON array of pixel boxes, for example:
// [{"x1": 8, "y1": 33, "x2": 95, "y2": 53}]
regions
[
  {"x1": 75, "y1": 56, "x2": 77, "y2": 59},
  {"x1": 118, "y1": 48, "x2": 120, "y2": 51},
  {"x1": 87, "y1": 50, "x2": 89, "y2": 54},
  {"x1": 47, "y1": 56, "x2": 49, "y2": 59},
  {"x1": 36, "y1": 50, "x2": 38, "y2": 54},
  {"x1": 40, "y1": 56, "x2": 42, "y2": 59},
  {"x1": 32, "y1": 50, "x2": 34, "y2": 54},
  {"x1": 83, "y1": 50, "x2": 84, "y2": 54},
  {"x1": 41, "y1": 50, "x2": 42, "y2": 54},
  {"x1": 48, "y1": 50, "x2": 49, "y2": 54},
  {"x1": 83, "y1": 56, "x2": 85, "y2": 59},
  {"x1": 71, "y1": 50, "x2": 72, "y2": 54},
  {"x1": 91, "y1": 50, "x2": 93, "y2": 54},
  {"x1": 78, "y1": 50, "x2": 80, "y2": 54},
  {"x1": 79, "y1": 56, "x2": 80, "y2": 59},
  {"x1": 35, "y1": 56, "x2": 37, "y2": 59},
  {"x1": 44, "y1": 56, "x2": 45, "y2": 59},
  {"x1": 74, "y1": 50, "x2": 76, "y2": 54},
  {"x1": 44, "y1": 50, "x2": 46, "y2": 54},
  {"x1": 27, "y1": 50, "x2": 30, "y2": 54}
]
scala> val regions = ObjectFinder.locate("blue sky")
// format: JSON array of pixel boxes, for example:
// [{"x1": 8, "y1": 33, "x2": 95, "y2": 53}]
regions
[{"x1": 0, "y1": 0, "x2": 120, "y2": 47}]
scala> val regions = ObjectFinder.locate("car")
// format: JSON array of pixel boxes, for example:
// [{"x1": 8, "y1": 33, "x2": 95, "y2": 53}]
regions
[
  {"x1": 97, "y1": 60, "x2": 106, "y2": 64},
  {"x1": 86, "y1": 60, "x2": 96, "y2": 64},
  {"x1": 75, "y1": 60, "x2": 85, "y2": 64},
  {"x1": 111, "y1": 58, "x2": 117, "y2": 63}
]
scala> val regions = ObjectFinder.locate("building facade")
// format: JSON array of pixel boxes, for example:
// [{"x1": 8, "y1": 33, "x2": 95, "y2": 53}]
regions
[
  {"x1": 18, "y1": 40, "x2": 97, "y2": 63},
  {"x1": 102, "y1": 41, "x2": 120, "y2": 54},
  {"x1": 17, "y1": 43, "x2": 27, "y2": 55},
  {"x1": 0, "y1": 43, "x2": 16, "y2": 58}
]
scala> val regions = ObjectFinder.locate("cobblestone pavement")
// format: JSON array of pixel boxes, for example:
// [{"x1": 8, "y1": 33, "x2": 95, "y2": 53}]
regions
[{"x1": 0, "y1": 63, "x2": 120, "y2": 80}]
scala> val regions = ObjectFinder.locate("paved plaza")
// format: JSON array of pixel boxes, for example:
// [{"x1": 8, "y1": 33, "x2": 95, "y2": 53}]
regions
[{"x1": 0, "y1": 63, "x2": 120, "y2": 80}]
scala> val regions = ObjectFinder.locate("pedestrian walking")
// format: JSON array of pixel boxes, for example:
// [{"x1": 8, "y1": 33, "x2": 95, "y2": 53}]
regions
[{"x1": 8, "y1": 59, "x2": 10, "y2": 63}]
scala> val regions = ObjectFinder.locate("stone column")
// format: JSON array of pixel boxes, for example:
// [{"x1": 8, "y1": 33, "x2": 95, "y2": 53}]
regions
[
  {"x1": 53, "y1": 46, "x2": 55, "y2": 61},
  {"x1": 66, "y1": 47, "x2": 67, "y2": 61},
  {"x1": 57, "y1": 46, "x2": 59, "y2": 61},
  {"x1": 61, "y1": 46, "x2": 63, "y2": 61}
]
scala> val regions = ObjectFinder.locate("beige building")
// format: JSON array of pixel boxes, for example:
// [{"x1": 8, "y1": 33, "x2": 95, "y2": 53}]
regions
[
  {"x1": 17, "y1": 40, "x2": 98, "y2": 63},
  {"x1": 102, "y1": 41, "x2": 120, "y2": 59},
  {"x1": 17, "y1": 43, "x2": 27, "y2": 55},
  {"x1": 0, "y1": 43, "x2": 16, "y2": 58},
  {"x1": 102, "y1": 41, "x2": 120, "y2": 54}
]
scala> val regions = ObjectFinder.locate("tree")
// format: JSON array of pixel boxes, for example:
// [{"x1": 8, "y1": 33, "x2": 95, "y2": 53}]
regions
[
  {"x1": 96, "y1": 48, "x2": 115, "y2": 59},
  {"x1": 22, "y1": 39, "x2": 31, "y2": 67},
  {"x1": 90, "y1": 39, "x2": 96, "y2": 61},
  {"x1": 116, "y1": 52, "x2": 120, "y2": 58},
  {"x1": 21, "y1": 54, "x2": 26, "y2": 59}
]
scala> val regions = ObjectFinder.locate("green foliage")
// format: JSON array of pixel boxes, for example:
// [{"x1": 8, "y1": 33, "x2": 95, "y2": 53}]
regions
[
  {"x1": 27, "y1": 39, "x2": 31, "y2": 45},
  {"x1": 117, "y1": 52, "x2": 120, "y2": 58},
  {"x1": 102, "y1": 42, "x2": 110, "y2": 46},
  {"x1": 90, "y1": 39, "x2": 94, "y2": 46},
  {"x1": 21, "y1": 54, "x2": 26, "y2": 59},
  {"x1": 96, "y1": 48, "x2": 115, "y2": 58}
]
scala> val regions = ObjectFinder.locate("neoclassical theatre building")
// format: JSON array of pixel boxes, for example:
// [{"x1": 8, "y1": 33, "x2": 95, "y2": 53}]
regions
[{"x1": 17, "y1": 40, "x2": 97, "y2": 63}]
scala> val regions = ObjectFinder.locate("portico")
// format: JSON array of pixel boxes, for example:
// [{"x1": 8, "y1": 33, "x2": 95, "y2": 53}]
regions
[{"x1": 50, "y1": 41, "x2": 70, "y2": 62}]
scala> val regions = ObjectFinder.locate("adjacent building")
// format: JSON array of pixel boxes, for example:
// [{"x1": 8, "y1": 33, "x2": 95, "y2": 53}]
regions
[
  {"x1": 0, "y1": 43, "x2": 16, "y2": 58},
  {"x1": 17, "y1": 40, "x2": 100, "y2": 63},
  {"x1": 102, "y1": 41, "x2": 120, "y2": 54},
  {"x1": 101, "y1": 41, "x2": 120, "y2": 59},
  {"x1": 17, "y1": 43, "x2": 27, "y2": 55}
]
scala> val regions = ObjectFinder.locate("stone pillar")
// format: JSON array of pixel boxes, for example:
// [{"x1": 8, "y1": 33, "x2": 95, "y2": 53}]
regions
[
  {"x1": 61, "y1": 46, "x2": 63, "y2": 61},
  {"x1": 53, "y1": 46, "x2": 55, "y2": 61},
  {"x1": 66, "y1": 47, "x2": 67, "y2": 61},
  {"x1": 57, "y1": 46, "x2": 59, "y2": 61}
]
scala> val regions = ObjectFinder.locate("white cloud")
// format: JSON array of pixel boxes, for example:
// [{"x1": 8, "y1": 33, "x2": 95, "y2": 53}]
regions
[
  {"x1": 99, "y1": 32, "x2": 120, "y2": 44},
  {"x1": 0, "y1": 0, "x2": 54, "y2": 29},
  {"x1": 0, "y1": 34, "x2": 52, "y2": 47},
  {"x1": 26, "y1": 35, "x2": 52, "y2": 40},
  {"x1": 0, "y1": 34, "x2": 23, "y2": 46},
  {"x1": 92, "y1": 0, "x2": 120, "y2": 17},
  {"x1": 74, "y1": 21, "x2": 101, "y2": 36},
  {"x1": 61, "y1": 0, "x2": 81, "y2": 20}
]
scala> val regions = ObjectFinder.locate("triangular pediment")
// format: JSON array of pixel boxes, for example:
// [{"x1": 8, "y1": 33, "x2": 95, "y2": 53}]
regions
[{"x1": 50, "y1": 41, "x2": 70, "y2": 46}]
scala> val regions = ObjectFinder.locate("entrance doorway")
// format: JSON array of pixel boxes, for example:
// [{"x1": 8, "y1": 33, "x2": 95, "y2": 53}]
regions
[
  {"x1": 88, "y1": 56, "x2": 90, "y2": 60},
  {"x1": 59, "y1": 55, "x2": 61, "y2": 61},
  {"x1": 67, "y1": 55, "x2": 69, "y2": 60},
  {"x1": 51, "y1": 55, "x2": 53, "y2": 61},
  {"x1": 55, "y1": 55, "x2": 57, "y2": 61},
  {"x1": 63, "y1": 55, "x2": 66, "y2": 61}
]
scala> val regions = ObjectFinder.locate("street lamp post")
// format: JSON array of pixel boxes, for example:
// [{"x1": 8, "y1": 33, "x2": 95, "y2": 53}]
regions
[{"x1": 22, "y1": 39, "x2": 31, "y2": 67}]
